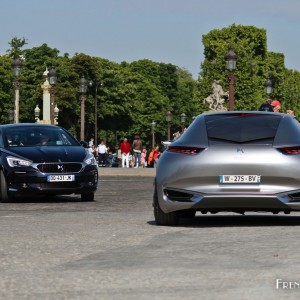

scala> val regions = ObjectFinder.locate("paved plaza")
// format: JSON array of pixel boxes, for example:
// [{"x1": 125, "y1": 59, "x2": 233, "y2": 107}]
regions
[
  {"x1": 0, "y1": 170, "x2": 300, "y2": 299},
  {"x1": 98, "y1": 166, "x2": 156, "y2": 177}
]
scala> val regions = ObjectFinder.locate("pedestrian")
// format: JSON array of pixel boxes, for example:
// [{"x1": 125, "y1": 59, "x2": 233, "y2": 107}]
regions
[
  {"x1": 287, "y1": 109, "x2": 295, "y2": 116},
  {"x1": 91, "y1": 144, "x2": 98, "y2": 161},
  {"x1": 141, "y1": 148, "x2": 147, "y2": 168},
  {"x1": 97, "y1": 140, "x2": 107, "y2": 167},
  {"x1": 120, "y1": 138, "x2": 131, "y2": 168},
  {"x1": 258, "y1": 99, "x2": 273, "y2": 112},
  {"x1": 153, "y1": 145, "x2": 161, "y2": 168},
  {"x1": 132, "y1": 134, "x2": 143, "y2": 168},
  {"x1": 130, "y1": 154, "x2": 135, "y2": 168},
  {"x1": 173, "y1": 131, "x2": 181, "y2": 140},
  {"x1": 88, "y1": 137, "x2": 94, "y2": 148},
  {"x1": 105, "y1": 146, "x2": 112, "y2": 167},
  {"x1": 271, "y1": 100, "x2": 281, "y2": 112},
  {"x1": 147, "y1": 148, "x2": 155, "y2": 168}
]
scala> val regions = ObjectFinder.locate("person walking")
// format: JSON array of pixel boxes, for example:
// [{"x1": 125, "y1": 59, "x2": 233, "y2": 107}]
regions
[
  {"x1": 271, "y1": 100, "x2": 281, "y2": 112},
  {"x1": 153, "y1": 145, "x2": 161, "y2": 168},
  {"x1": 141, "y1": 148, "x2": 147, "y2": 168},
  {"x1": 147, "y1": 148, "x2": 155, "y2": 168},
  {"x1": 88, "y1": 138, "x2": 94, "y2": 148},
  {"x1": 132, "y1": 134, "x2": 143, "y2": 168},
  {"x1": 97, "y1": 140, "x2": 107, "y2": 167},
  {"x1": 120, "y1": 138, "x2": 131, "y2": 168}
]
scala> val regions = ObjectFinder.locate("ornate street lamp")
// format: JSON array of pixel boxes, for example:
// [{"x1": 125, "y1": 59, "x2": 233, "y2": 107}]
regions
[
  {"x1": 89, "y1": 80, "x2": 104, "y2": 146},
  {"x1": 79, "y1": 75, "x2": 88, "y2": 141},
  {"x1": 151, "y1": 120, "x2": 156, "y2": 148},
  {"x1": 34, "y1": 105, "x2": 40, "y2": 122},
  {"x1": 225, "y1": 46, "x2": 237, "y2": 111},
  {"x1": 12, "y1": 56, "x2": 22, "y2": 123},
  {"x1": 166, "y1": 110, "x2": 172, "y2": 141},
  {"x1": 54, "y1": 105, "x2": 59, "y2": 125},
  {"x1": 181, "y1": 112, "x2": 186, "y2": 133},
  {"x1": 265, "y1": 74, "x2": 273, "y2": 96},
  {"x1": 48, "y1": 66, "x2": 57, "y2": 125},
  {"x1": 8, "y1": 110, "x2": 14, "y2": 123}
]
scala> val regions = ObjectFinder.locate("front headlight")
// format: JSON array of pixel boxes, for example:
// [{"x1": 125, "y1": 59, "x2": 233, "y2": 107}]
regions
[
  {"x1": 7, "y1": 156, "x2": 33, "y2": 167},
  {"x1": 84, "y1": 153, "x2": 97, "y2": 166}
]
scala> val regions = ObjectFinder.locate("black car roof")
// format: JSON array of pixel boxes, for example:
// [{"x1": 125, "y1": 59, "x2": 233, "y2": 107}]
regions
[{"x1": 0, "y1": 123, "x2": 60, "y2": 129}]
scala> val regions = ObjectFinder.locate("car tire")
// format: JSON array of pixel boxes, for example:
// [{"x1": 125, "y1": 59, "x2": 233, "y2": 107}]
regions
[
  {"x1": 0, "y1": 170, "x2": 12, "y2": 203},
  {"x1": 178, "y1": 210, "x2": 196, "y2": 219},
  {"x1": 81, "y1": 192, "x2": 95, "y2": 202},
  {"x1": 153, "y1": 184, "x2": 179, "y2": 226}
]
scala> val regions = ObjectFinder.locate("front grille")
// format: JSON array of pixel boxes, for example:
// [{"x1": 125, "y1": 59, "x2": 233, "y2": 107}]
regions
[
  {"x1": 37, "y1": 163, "x2": 82, "y2": 173},
  {"x1": 38, "y1": 182, "x2": 81, "y2": 189}
]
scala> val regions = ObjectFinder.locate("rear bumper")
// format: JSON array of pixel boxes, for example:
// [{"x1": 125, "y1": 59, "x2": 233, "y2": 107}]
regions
[{"x1": 158, "y1": 187, "x2": 300, "y2": 213}]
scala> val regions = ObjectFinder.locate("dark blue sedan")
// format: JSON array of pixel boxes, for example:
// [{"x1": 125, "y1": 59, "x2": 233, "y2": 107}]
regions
[{"x1": 0, "y1": 124, "x2": 98, "y2": 202}]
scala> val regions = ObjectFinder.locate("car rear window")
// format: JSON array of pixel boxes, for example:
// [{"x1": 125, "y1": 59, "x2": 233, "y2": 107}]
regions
[{"x1": 205, "y1": 113, "x2": 282, "y2": 144}]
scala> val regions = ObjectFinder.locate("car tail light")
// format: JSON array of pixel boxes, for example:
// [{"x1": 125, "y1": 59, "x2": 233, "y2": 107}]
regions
[
  {"x1": 277, "y1": 147, "x2": 300, "y2": 155},
  {"x1": 167, "y1": 146, "x2": 204, "y2": 155}
]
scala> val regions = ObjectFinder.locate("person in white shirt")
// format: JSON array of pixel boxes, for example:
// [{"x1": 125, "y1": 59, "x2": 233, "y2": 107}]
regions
[
  {"x1": 97, "y1": 140, "x2": 107, "y2": 167},
  {"x1": 88, "y1": 138, "x2": 94, "y2": 148}
]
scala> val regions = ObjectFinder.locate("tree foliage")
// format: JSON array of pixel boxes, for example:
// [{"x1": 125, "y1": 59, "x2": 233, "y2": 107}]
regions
[{"x1": 2, "y1": 24, "x2": 300, "y2": 149}]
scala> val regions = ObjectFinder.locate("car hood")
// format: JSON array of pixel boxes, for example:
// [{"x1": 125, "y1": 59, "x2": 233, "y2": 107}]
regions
[{"x1": 7, "y1": 146, "x2": 87, "y2": 163}]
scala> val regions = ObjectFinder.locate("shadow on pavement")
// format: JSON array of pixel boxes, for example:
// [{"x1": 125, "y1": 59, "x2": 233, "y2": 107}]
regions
[
  {"x1": 9, "y1": 195, "x2": 82, "y2": 203},
  {"x1": 148, "y1": 214, "x2": 300, "y2": 227}
]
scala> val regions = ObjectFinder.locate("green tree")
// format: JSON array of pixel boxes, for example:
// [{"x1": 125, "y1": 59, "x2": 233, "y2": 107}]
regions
[
  {"x1": 7, "y1": 37, "x2": 27, "y2": 57},
  {"x1": 0, "y1": 55, "x2": 14, "y2": 123},
  {"x1": 198, "y1": 24, "x2": 272, "y2": 111}
]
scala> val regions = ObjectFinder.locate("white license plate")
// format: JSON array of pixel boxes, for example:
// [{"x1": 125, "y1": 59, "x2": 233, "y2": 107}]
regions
[
  {"x1": 219, "y1": 175, "x2": 261, "y2": 184},
  {"x1": 47, "y1": 175, "x2": 75, "y2": 182}
]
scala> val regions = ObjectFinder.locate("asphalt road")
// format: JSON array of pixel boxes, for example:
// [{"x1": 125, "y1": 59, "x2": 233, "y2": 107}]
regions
[{"x1": 0, "y1": 170, "x2": 300, "y2": 300}]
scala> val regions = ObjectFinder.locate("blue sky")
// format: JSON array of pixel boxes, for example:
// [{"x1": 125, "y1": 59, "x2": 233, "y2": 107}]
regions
[{"x1": 1, "y1": 0, "x2": 300, "y2": 79}]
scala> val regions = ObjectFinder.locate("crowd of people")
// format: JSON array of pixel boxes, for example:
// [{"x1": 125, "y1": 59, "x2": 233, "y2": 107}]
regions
[
  {"x1": 258, "y1": 98, "x2": 295, "y2": 116},
  {"x1": 87, "y1": 135, "x2": 162, "y2": 168},
  {"x1": 86, "y1": 99, "x2": 295, "y2": 169}
]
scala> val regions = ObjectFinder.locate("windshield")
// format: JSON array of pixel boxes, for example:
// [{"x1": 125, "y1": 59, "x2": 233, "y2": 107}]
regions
[{"x1": 4, "y1": 126, "x2": 79, "y2": 147}]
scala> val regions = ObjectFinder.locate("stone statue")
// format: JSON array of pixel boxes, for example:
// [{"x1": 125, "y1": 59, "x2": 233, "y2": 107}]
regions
[{"x1": 204, "y1": 80, "x2": 228, "y2": 111}]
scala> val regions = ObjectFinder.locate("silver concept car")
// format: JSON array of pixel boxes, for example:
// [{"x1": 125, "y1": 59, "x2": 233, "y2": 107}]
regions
[{"x1": 154, "y1": 111, "x2": 300, "y2": 225}]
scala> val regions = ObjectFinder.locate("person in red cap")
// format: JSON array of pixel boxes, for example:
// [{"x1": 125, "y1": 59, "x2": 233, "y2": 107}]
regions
[{"x1": 271, "y1": 100, "x2": 281, "y2": 112}]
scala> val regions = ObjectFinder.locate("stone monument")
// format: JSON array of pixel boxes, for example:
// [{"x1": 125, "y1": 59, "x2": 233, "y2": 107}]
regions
[{"x1": 204, "y1": 80, "x2": 229, "y2": 111}]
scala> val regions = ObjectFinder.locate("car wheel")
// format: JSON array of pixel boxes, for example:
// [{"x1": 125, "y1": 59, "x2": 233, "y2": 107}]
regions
[
  {"x1": 0, "y1": 170, "x2": 12, "y2": 203},
  {"x1": 178, "y1": 210, "x2": 196, "y2": 219},
  {"x1": 153, "y1": 184, "x2": 179, "y2": 226},
  {"x1": 81, "y1": 192, "x2": 95, "y2": 202}
]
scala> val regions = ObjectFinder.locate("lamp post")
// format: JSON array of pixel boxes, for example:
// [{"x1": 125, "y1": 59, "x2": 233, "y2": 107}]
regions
[
  {"x1": 8, "y1": 110, "x2": 14, "y2": 123},
  {"x1": 181, "y1": 112, "x2": 186, "y2": 133},
  {"x1": 54, "y1": 105, "x2": 59, "y2": 124},
  {"x1": 151, "y1": 121, "x2": 156, "y2": 148},
  {"x1": 79, "y1": 76, "x2": 88, "y2": 141},
  {"x1": 89, "y1": 80, "x2": 104, "y2": 147},
  {"x1": 166, "y1": 111, "x2": 172, "y2": 141},
  {"x1": 34, "y1": 105, "x2": 40, "y2": 122},
  {"x1": 48, "y1": 66, "x2": 57, "y2": 125},
  {"x1": 115, "y1": 131, "x2": 119, "y2": 151},
  {"x1": 12, "y1": 56, "x2": 22, "y2": 123},
  {"x1": 225, "y1": 47, "x2": 237, "y2": 111},
  {"x1": 265, "y1": 74, "x2": 273, "y2": 96}
]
